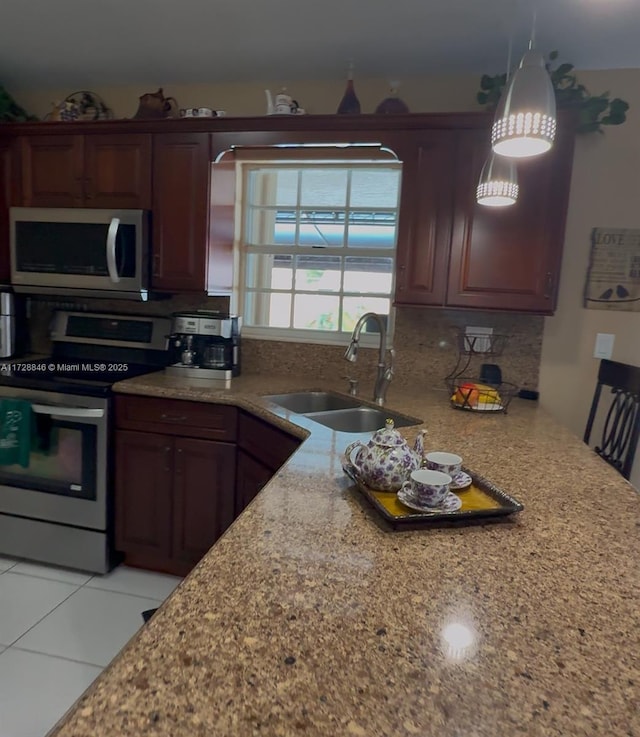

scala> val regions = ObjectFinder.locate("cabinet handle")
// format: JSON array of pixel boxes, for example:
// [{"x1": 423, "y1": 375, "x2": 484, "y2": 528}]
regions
[
  {"x1": 152, "y1": 253, "x2": 161, "y2": 277},
  {"x1": 164, "y1": 445, "x2": 171, "y2": 472},
  {"x1": 544, "y1": 272, "x2": 553, "y2": 299},
  {"x1": 161, "y1": 413, "x2": 187, "y2": 422},
  {"x1": 175, "y1": 447, "x2": 183, "y2": 475}
]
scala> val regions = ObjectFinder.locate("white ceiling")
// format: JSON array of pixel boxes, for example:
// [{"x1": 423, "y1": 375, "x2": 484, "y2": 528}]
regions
[{"x1": 2, "y1": 0, "x2": 640, "y2": 90}]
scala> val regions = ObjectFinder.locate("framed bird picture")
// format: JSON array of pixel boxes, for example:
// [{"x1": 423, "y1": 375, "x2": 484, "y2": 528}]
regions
[{"x1": 584, "y1": 227, "x2": 640, "y2": 311}]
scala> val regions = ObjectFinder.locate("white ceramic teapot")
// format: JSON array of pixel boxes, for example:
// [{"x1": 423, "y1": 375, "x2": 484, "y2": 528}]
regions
[
  {"x1": 344, "y1": 420, "x2": 425, "y2": 492},
  {"x1": 265, "y1": 89, "x2": 304, "y2": 115}
]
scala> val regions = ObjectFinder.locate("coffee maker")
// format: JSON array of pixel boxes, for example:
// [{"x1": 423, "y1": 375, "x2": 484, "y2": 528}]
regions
[{"x1": 166, "y1": 311, "x2": 241, "y2": 383}]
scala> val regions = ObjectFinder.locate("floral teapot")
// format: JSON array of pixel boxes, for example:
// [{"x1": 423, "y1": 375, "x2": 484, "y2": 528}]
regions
[{"x1": 344, "y1": 420, "x2": 425, "y2": 492}]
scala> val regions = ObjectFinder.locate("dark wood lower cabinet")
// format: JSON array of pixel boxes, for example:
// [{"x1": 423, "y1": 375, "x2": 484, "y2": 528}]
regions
[
  {"x1": 235, "y1": 449, "x2": 273, "y2": 516},
  {"x1": 115, "y1": 430, "x2": 173, "y2": 560},
  {"x1": 114, "y1": 396, "x2": 302, "y2": 575},
  {"x1": 172, "y1": 437, "x2": 236, "y2": 565}
]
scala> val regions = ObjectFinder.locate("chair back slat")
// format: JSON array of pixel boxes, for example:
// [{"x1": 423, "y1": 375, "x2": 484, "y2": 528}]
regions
[{"x1": 584, "y1": 359, "x2": 640, "y2": 480}]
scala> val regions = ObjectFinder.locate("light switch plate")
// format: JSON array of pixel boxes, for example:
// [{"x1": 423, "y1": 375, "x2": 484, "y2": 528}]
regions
[{"x1": 594, "y1": 333, "x2": 615, "y2": 359}]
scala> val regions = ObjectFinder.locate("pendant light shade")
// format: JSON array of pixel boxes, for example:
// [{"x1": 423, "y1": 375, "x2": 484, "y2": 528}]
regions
[
  {"x1": 476, "y1": 152, "x2": 519, "y2": 207},
  {"x1": 491, "y1": 49, "x2": 556, "y2": 158}
]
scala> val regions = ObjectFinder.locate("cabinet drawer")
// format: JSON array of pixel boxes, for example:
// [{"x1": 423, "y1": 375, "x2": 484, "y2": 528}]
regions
[
  {"x1": 115, "y1": 395, "x2": 237, "y2": 441},
  {"x1": 238, "y1": 411, "x2": 301, "y2": 472}
]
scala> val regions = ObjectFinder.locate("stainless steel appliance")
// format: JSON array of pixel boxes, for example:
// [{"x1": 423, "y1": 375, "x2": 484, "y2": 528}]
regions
[
  {"x1": 166, "y1": 311, "x2": 241, "y2": 384},
  {"x1": 0, "y1": 288, "x2": 28, "y2": 359},
  {"x1": 0, "y1": 310, "x2": 171, "y2": 572},
  {"x1": 10, "y1": 207, "x2": 150, "y2": 300}
]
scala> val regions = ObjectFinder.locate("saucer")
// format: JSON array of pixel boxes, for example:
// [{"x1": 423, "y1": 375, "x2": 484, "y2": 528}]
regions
[
  {"x1": 450, "y1": 471, "x2": 472, "y2": 491},
  {"x1": 397, "y1": 488, "x2": 462, "y2": 513}
]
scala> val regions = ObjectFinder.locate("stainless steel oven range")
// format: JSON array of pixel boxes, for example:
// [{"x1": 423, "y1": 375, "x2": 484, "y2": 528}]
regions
[{"x1": 0, "y1": 311, "x2": 171, "y2": 573}]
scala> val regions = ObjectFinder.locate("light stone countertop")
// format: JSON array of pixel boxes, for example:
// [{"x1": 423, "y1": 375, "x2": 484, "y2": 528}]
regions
[{"x1": 49, "y1": 371, "x2": 640, "y2": 737}]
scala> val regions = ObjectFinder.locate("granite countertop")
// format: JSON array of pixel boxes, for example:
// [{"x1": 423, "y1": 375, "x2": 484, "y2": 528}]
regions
[{"x1": 50, "y1": 372, "x2": 640, "y2": 737}]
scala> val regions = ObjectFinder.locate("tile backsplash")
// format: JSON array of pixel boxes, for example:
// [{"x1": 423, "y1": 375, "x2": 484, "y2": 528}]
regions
[
  {"x1": 242, "y1": 307, "x2": 543, "y2": 393},
  {"x1": 27, "y1": 296, "x2": 543, "y2": 393}
]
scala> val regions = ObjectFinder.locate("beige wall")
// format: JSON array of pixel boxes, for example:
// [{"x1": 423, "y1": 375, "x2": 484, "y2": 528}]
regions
[{"x1": 539, "y1": 69, "x2": 640, "y2": 489}]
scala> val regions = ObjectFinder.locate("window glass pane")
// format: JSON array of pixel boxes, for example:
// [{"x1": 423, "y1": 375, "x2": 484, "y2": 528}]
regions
[
  {"x1": 346, "y1": 213, "x2": 397, "y2": 249},
  {"x1": 301, "y1": 169, "x2": 348, "y2": 207},
  {"x1": 271, "y1": 255, "x2": 293, "y2": 289},
  {"x1": 341, "y1": 298, "x2": 391, "y2": 333},
  {"x1": 246, "y1": 208, "x2": 293, "y2": 246},
  {"x1": 294, "y1": 255, "x2": 341, "y2": 292},
  {"x1": 298, "y1": 210, "x2": 345, "y2": 247},
  {"x1": 245, "y1": 253, "x2": 292, "y2": 289},
  {"x1": 293, "y1": 294, "x2": 340, "y2": 331},
  {"x1": 343, "y1": 257, "x2": 393, "y2": 293},
  {"x1": 245, "y1": 291, "x2": 291, "y2": 328},
  {"x1": 350, "y1": 169, "x2": 401, "y2": 208},
  {"x1": 274, "y1": 169, "x2": 298, "y2": 206}
]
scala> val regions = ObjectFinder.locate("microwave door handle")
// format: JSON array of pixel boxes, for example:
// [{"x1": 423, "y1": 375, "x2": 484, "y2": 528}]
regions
[
  {"x1": 31, "y1": 404, "x2": 105, "y2": 419},
  {"x1": 106, "y1": 217, "x2": 121, "y2": 283}
]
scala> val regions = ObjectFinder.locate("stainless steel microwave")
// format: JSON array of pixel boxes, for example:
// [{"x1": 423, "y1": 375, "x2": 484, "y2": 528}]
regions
[{"x1": 9, "y1": 207, "x2": 150, "y2": 301}]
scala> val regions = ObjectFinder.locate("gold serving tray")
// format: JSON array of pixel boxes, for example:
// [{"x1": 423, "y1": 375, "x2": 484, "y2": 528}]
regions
[{"x1": 344, "y1": 465, "x2": 523, "y2": 529}]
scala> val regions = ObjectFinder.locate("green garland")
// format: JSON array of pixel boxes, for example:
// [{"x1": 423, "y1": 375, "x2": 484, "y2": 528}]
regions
[{"x1": 0, "y1": 86, "x2": 38, "y2": 122}]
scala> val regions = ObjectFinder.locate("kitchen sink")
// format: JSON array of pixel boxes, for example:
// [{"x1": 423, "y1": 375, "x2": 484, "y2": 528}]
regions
[
  {"x1": 264, "y1": 391, "x2": 360, "y2": 414},
  {"x1": 304, "y1": 406, "x2": 422, "y2": 433}
]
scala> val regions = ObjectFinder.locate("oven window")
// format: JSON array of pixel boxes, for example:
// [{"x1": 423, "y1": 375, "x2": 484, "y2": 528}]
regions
[{"x1": 0, "y1": 420, "x2": 97, "y2": 501}]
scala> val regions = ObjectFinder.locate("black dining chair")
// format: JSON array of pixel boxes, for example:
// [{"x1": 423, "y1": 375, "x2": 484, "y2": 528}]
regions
[{"x1": 583, "y1": 358, "x2": 640, "y2": 480}]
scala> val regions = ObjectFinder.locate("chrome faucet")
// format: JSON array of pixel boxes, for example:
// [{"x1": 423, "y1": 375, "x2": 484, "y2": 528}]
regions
[{"x1": 344, "y1": 312, "x2": 395, "y2": 406}]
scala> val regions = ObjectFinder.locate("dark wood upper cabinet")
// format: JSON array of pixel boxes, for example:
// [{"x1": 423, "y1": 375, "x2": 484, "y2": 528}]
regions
[
  {"x1": 20, "y1": 133, "x2": 151, "y2": 209},
  {"x1": 83, "y1": 134, "x2": 151, "y2": 208},
  {"x1": 394, "y1": 121, "x2": 574, "y2": 314},
  {"x1": 395, "y1": 130, "x2": 456, "y2": 306},
  {"x1": 446, "y1": 124, "x2": 575, "y2": 313},
  {"x1": 151, "y1": 132, "x2": 211, "y2": 292},
  {"x1": 20, "y1": 135, "x2": 83, "y2": 207},
  {"x1": 0, "y1": 139, "x2": 19, "y2": 282}
]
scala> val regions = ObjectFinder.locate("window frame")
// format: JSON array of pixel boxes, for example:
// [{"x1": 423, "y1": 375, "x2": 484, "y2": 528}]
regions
[{"x1": 235, "y1": 155, "x2": 401, "y2": 348}]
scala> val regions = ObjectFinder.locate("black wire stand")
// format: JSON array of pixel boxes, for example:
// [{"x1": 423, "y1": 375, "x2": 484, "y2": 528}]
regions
[{"x1": 445, "y1": 330, "x2": 517, "y2": 413}]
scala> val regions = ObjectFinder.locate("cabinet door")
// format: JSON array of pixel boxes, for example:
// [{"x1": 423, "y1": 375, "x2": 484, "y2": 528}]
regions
[
  {"x1": 172, "y1": 437, "x2": 236, "y2": 565},
  {"x1": 152, "y1": 133, "x2": 210, "y2": 292},
  {"x1": 114, "y1": 430, "x2": 173, "y2": 558},
  {"x1": 0, "y1": 139, "x2": 19, "y2": 282},
  {"x1": 84, "y1": 134, "x2": 152, "y2": 208},
  {"x1": 394, "y1": 130, "x2": 456, "y2": 306},
  {"x1": 447, "y1": 125, "x2": 575, "y2": 313},
  {"x1": 21, "y1": 135, "x2": 84, "y2": 207},
  {"x1": 236, "y1": 448, "x2": 272, "y2": 515}
]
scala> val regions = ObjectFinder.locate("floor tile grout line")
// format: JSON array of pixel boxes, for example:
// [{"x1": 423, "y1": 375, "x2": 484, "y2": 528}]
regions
[
  {"x1": 8, "y1": 644, "x2": 107, "y2": 670},
  {"x1": 4, "y1": 568, "x2": 179, "y2": 601},
  {"x1": 6, "y1": 580, "x2": 86, "y2": 648}
]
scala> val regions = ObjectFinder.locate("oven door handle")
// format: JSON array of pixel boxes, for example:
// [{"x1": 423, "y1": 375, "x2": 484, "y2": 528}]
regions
[
  {"x1": 31, "y1": 404, "x2": 105, "y2": 419},
  {"x1": 106, "y1": 217, "x2": 121, "y2": 283}
]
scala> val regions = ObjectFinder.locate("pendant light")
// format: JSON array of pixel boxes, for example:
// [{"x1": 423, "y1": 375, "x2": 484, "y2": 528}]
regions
[
  {"x1": 491, "y1": 10, "x2": 556, "y2": 158},
  {"x1": 477, "y1": 35, "x2": 518, "y2": 206},
  {"x1": 476, "y1": 152, "x2": 519, "y2": 207}
]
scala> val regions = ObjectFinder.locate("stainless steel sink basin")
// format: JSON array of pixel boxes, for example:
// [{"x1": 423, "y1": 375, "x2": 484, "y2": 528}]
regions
[
  {"x1": 304, "y1": 406, "x2": 422, "y2": 433},
  {"x1": 264, "y1": 391, "x2": 360, "y2": 414}
]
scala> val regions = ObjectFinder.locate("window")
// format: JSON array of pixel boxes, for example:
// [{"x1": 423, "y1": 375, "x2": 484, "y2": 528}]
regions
[{"x1": 237, "y1": 157, "x2": 401, "y2": 345}]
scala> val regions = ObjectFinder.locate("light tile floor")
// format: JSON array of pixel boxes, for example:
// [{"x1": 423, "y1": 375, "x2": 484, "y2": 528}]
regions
[{"x1": 0, "y1": 556, "x2": 182, "y2": 737}]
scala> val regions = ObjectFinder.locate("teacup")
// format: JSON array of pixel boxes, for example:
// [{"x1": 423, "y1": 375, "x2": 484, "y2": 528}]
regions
[
  {"x1": 401, "y1": 468, "x2": 452, "y2": 508},
  {"x1": 425, "y1": 451, "x2": 462, "y2": 477}
]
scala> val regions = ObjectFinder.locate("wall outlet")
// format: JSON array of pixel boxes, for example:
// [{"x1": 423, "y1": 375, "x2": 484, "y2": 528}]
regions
[
  {"x1": 464, "y1": 326, "x2": 493, "y2": 353},
  {"x1": 594, "y1": 333, "x2": 615, "y2": 359}
]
